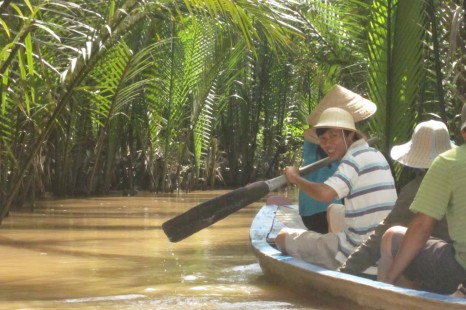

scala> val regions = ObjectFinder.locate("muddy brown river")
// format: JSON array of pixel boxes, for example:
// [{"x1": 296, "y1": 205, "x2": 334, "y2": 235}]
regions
[{"x1": 0, "y1": 190, "x2": 349, "y2": 309}]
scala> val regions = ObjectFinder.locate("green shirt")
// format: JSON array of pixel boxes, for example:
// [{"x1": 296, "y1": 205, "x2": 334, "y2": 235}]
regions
[{"x1": 410, "y1": 144, "x2": 466, "y2": 269}]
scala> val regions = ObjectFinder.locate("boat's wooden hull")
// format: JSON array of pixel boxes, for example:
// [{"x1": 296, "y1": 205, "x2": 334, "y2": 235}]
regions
[{"x1": 250, "y1": 205, "x2": 466, "y2": 310}]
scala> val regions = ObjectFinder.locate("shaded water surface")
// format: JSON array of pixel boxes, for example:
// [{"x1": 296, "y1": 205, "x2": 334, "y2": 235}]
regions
[{"x1": 0, "y1": 191, "x2": 345, "y2": 309}]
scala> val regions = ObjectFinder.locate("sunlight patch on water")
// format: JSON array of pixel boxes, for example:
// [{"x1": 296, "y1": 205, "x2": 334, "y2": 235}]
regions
[
  {"x1": 182, "y1": 274, "x2": 200, "y2": 281},
  {"x1": 216, "y1": 263, "x2": 263, "y2": 283},
  {"x1": 229, "y1": 263, "x2": 262, "y2": 273},
  {"x1": 141, "y1": 297, "x2": 298, "y2": 310},
  {"x1": 190, "y1": 285, "x2": 236, "y2": 292},
  {"x1": 63, "y1": 294, "x2": 146, "y2": 303},
  {"x1": 142, "y1": 287, "x2": 158, "y2": 292}
]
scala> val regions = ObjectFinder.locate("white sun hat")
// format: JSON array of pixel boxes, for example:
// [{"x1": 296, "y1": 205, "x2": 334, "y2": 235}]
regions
[
  {"x1": 304, "y1": 85, "x2": 376, "y2": 143},
  {"x1": 314, "y1": 107, "x2": 357, "y2": 131},
  {"x1": 305, "y1": 107, "x2": 365, "y2": 142},
  {"x1": 390, "y1": 120, "x2": 456, "y2": 169}
]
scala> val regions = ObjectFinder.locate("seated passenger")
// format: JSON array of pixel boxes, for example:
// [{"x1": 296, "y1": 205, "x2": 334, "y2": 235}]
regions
[
  {"x1": 298, "y1": 136, "x2": 339, "y2": 233},
  {"x1": 275, "y1": 107, "x2": 397, "y2": 272},
  {"x1": 338, "y1": 120, "x2": 454, "y2": 278},
  {"x1": 378, "y1": 102, "x2": 466, "y2": 295}
]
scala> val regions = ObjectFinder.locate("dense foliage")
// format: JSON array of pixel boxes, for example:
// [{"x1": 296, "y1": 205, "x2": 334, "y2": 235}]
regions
[{"x1": 0, "y1": 0, "x2": 465, "y2": 220}]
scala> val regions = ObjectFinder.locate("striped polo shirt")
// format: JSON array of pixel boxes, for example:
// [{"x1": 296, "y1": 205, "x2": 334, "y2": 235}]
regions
[{"x1": 324, "y1": 139, "x2": 397, "y2": 264}]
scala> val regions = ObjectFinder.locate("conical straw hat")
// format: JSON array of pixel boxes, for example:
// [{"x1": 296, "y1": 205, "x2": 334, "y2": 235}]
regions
[
  {"x1": 390, "y1": 120, "x2": 456, "y2": 169},
  {"x1": 304, "y1": 85, "x2": 376, "y2": 144},
  {"x1": 307, "y1": 85, "x2": 377, "y2": 126}
]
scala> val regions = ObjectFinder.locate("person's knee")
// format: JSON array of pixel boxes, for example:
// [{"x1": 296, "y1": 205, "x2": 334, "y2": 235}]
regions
[
  {"x1": 381, "y1": 226, "x2": 406, "y2": 258},
  {"x1": 327, "y1": 203, "x2": 345, "y2": 233},
  {"x1": 275, "y1": 230, "x2": 288, "y2": 254},
  {"x1": 378, "y1": 226, "x2": 406, "y2": 281}
]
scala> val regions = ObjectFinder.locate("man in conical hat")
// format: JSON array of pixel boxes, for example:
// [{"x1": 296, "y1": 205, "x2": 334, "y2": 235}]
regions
[
  {"x1": 275, "y1": 106, "x2": 397, "y2": 273},
  {"x1": 339, "y1": 120, "x2": 455, "y2": 278},
  {"x1": 379, "y1": 103, "x2": 466, "y2": 296},
  {"x1": 299, "y1": 85, "x2": 377, "y2": 233}
]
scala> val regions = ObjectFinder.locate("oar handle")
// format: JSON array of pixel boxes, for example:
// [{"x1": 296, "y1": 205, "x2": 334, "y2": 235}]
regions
[
  {"x1": 264, "y1": 137, "x2": 378, "y2": 192},
  {"x1": 300, "y1": 136, "x2": 378, "y2": 175},
  {"x1": 264, "y1": 157, "x2": 332, "y2": 192}
]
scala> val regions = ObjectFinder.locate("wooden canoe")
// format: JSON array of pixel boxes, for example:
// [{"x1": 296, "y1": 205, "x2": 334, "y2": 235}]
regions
[{"x1": 249, "y1": 204, "x2": 466, "y2": 310}]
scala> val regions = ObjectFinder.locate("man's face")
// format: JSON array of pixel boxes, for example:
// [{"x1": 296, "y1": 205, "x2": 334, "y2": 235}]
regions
[{"x1": 318, "y1": 128, "x2": 354, "y2": 160}]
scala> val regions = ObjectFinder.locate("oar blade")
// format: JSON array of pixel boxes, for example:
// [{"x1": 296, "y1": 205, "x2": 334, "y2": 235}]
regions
[{"x1": 162, "y1": 181, "x2": 270, "y2": 242}]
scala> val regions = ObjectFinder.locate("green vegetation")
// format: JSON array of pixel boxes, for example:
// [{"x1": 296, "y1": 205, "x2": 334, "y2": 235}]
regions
[{"x1": 0, "y1": 0, "x2": 464, "y2": 220}]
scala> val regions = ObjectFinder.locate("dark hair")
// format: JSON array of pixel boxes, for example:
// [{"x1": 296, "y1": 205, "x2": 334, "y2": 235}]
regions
[{"x1": 316, "y1": 127, "x2": 354, "y2": 138}]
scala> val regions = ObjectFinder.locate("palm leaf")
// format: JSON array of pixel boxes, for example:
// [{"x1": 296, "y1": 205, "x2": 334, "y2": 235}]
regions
[
  {"x1": 0, "y1": 0, "x2": 146, "y2": 219},
  {"x1": 366, "y1": 0, "x2": 426, "y2": 156}
]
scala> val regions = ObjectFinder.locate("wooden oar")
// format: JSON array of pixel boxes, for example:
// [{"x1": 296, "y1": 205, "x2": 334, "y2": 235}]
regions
[{"x1": 162, "y1": 137, "x2": 377, "y2": 242}]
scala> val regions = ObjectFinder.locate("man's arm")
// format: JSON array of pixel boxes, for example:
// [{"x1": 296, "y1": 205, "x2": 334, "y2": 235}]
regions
[
  {"x1": 381, "y1": 212, "x2": 436, "y2": 284},
  {"x1": 285, "y1": 166, "x2": 338, "y2": 202}
]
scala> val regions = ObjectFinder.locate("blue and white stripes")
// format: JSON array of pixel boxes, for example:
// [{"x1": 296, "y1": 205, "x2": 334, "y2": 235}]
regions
[{"x1": 324, "y1": 139, "x2": 398, "y2": 265}]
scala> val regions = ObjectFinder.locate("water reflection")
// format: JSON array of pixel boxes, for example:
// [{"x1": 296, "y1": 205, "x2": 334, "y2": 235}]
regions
[{"x1": 0, "y1": 191, "x2": 340, "y2": 309}]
